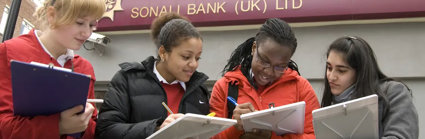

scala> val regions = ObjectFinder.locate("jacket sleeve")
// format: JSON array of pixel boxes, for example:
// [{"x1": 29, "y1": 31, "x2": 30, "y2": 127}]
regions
[
  {"x1": 95, "y1": 71, "x2": 162, "y2": 139},
  {"x1": 209, "y1": 78, "x2": 243, "y2": 139},
  {"x1": 272, "y1": 77, "x2": 320, "y2": 139},
  {"x1": 381, "y1": 82, "x2": 419, "y2": 139},
  {"x1": 0, "y1": 43, "x2": 63, "y2": 139}
]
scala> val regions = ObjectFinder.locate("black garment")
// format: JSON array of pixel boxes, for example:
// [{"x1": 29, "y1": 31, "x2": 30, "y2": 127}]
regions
[{"x1": 95, "y1": 56, "x2": 210, "y2": 139}]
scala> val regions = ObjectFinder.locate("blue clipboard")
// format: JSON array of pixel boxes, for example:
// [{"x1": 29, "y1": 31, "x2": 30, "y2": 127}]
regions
[{"x1": 10, "y1": 60, "x2": 90, "y2": 116}]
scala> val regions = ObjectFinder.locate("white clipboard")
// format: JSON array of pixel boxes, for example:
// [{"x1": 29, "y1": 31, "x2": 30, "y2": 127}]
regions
[
  {"x1": 147, "y1": 113, "x2": 237, "y2": 139},
  {"x1": 312, "y1": 94, "x2": 379, "y2": 139},
  {"x1": 240, "y1": 101, "x2": 305, "y2": 135}
]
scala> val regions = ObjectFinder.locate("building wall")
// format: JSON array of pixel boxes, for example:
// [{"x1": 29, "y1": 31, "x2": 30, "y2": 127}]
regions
[
  {"x1": 83, "y1": 22, "x2": 425, "y2": 81},
  {"x1": 78, "y1": 21, "x2": 424, "y2": 138},
  {"x1": 0, "y1": 0, "x2": 37, "y2": 40}
]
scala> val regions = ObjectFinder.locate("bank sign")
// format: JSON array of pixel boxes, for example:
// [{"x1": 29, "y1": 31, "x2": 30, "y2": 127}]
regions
[{"x1": 97, "y1": 0, "x2": 425, "y2": 31}]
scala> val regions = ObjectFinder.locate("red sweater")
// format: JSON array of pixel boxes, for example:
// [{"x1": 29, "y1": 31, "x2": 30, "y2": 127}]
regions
[
  {"x1": 210, "y1": 68, "x2": 320, "y2": 139},
  {"x1": 161, "y1": 83, "x2": 184, "y2": 114},
  {"x1": 0, "y1": 30, "x2": 97, "y2": 139}
]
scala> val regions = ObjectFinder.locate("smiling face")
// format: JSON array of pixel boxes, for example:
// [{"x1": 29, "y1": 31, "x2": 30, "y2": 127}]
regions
[
  {"x1": 159, "y1": 38, "x2": 203, "y2": 82},
  {"x1": 50, "y1": 16, "x2": 97, "y2": 50},
  {"x1": 326, "y1": 50, "x2": 356, "y2": 96},
  {"x1": 251, "y1": 38, "x2": 292, "y2": 86}
]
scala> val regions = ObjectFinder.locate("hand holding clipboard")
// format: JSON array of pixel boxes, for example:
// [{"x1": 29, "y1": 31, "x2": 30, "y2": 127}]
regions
[
  {"x1": 10, "y1": 60, "x2": 96, "y2": 137},
  {"x1": 227, "y1": 97, "x2": 305, "y2": 136}
]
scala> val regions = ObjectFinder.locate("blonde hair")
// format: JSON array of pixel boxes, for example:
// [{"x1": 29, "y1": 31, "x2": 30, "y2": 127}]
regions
[{"x1": 35, "y1": 0, "x2": 105, "y2": 29}]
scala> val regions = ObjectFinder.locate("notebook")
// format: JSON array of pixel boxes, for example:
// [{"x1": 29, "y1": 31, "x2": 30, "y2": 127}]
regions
[
  {"x1": 312, "y1": 94, "x2": 379, "y2": 139},
  {"x1": 11, "y1": 60, "x2": 91, "y2": 116},
  {"x1": 240, "y1": 101, "x2": 305, "y2": 135},
  {"x1": 147, "y1": 113, "x2": 237, "y2": 139}
]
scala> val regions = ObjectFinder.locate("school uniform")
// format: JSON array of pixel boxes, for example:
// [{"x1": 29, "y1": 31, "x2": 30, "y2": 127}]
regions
[
  {"x1": 210, "y1": 67, "x2": 320, "y2": 139},
  {"x1": 0, "y1": 29, "x2": 97, "y2": 139},
  {"x1": 95, "y1": 56, "x2": 210, "y2": 139}
]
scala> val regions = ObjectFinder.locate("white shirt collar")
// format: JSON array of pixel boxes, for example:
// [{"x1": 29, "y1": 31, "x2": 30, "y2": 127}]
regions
[
  {"x1": 34, "y1": 30, "x2": 74, "y2": 67},
  {"x1": 153, "y1": 61, "x2": 186, "y2": 91}
]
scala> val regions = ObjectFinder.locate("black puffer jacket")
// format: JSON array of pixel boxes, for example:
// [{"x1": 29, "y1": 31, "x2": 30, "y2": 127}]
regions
[{"x1": 95, "y1": 56, "x2": 210, "y2": 139}]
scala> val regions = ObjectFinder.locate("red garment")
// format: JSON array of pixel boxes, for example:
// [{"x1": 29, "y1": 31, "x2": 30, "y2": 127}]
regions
[
  {"x1": 0, "y1": 30, "x2": 97, "y2": 139},
  {"x1": 161, "y1": 83, "x2": 184, "y2": 114},
  {"x1": 210, "y1": 68, "x2": 320, "y2": 139}
]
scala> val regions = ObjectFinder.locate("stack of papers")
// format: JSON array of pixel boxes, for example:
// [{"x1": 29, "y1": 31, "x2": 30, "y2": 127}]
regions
[
  {"x1": 241, "y1": 101, "x2": 306, "y2": 135},
  {"x1": 312, "y1": 95, "x2": 379, "y2": 139},
  {"x1": 147, "y1": 113, "x2": 237, "y2": 139}
]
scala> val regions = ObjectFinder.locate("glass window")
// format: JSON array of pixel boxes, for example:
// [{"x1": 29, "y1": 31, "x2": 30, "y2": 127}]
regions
[
  {"x1": 0, "y1": 6, "x2": 10, "y2": 35},
  {"x1": 20, "y1": 19, "x2": 34, "y2": 35}
]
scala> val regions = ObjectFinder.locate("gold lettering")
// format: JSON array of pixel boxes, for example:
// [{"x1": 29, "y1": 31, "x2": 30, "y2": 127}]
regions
[
  {"x1": 187, "y1": 4, "x2": 196, "y2": 15},
  {"x1": 131, "y1": 8, "x2": 139, "y2": 18},
  {"x1": 217, "y1": 2, "x2": 226, "y2": 13},
  {"x1": 240, "y1": 0, "x2": 250, "y2": 12},
  {"x1": 276, "y1": 0, "x2": 290, "y2": 10},
  {"x1": 207, "y1": 2, "x2": 216, "y2": 14},
  {"x1": 293, "y1": 0, "x2": 302, "y2": 9},
  {"x1": 286, "y1": 0, "x2": 288, "y2": 9},
  {"x1": 276, "y1": 0, "x2": 283, "y2": 10},
  {"x1": 177, "y1": 5, "x2": 180, "y2": 14},
  {"x1": 140, "y1": 7, "x2": 149, "y2": 18},
  {"x1": 240, "y1": 0, "x2": 261, "y2": 12},
  {"x1": 197, "y1": 3, "x2": 205, "y2": 14},
  {"x1": 159, "y1": 6, "x2": 167, "y2": 16},
  {"x1": 149, "y1": 7, "x2": 158, "y2": 17},
  {"x1": 251, "y1": 0, "x2": 260, "y2": 11}
]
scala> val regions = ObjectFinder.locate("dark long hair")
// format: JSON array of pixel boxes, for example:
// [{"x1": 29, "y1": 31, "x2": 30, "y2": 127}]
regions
[
  {"x1": 221, "y1": 18, "x2": 299, "y2": 86},
  {"x1": 321, "y1": 36, "x2": 395, "y2": 109}
]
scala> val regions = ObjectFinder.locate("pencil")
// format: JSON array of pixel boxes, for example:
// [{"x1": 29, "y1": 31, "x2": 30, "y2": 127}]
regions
[
  {"x1": 87, "y1": 99, "x2": 104, "y2": 103},
  {"x1": 162, "y1": 102, "x2": 174, "y2": 114}
]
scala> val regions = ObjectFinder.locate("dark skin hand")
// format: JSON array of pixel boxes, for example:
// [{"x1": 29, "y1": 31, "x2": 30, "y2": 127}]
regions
[{"x1": 233, "y1": 103, "x2": 272, "y2": 139}]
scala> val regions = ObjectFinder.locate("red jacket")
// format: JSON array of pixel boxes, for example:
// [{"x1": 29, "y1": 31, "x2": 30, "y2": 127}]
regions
[
  {"x1": 210, "y1": 68, "x2": 319, "y2": 139},
  {"x1": 0, "y1": 30, "x2": 97, "y2": 139}
]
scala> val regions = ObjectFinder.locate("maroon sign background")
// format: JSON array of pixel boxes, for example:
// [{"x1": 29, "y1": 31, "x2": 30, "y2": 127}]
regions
[{"x1": 97, "y1": 0, "x2": 425, "y2": 31}]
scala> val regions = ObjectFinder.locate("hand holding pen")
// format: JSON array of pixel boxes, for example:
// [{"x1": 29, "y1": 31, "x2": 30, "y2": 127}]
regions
[
  {"x1": 159, "y1": 102, "x2": 184, "y2": 130},
  {"x1": 227, "y1": 96, "x2": 256, "y2": 131}
]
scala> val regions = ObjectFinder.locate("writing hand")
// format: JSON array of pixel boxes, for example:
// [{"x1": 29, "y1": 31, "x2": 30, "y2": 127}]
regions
[{"x1": 232, "y1": 102, "x2": 256, "y2": 130}]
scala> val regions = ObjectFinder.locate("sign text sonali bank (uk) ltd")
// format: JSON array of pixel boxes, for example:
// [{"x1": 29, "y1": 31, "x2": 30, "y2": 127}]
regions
[{"x1": 97, "y1": 0, "x2": 425, "y2": 32}]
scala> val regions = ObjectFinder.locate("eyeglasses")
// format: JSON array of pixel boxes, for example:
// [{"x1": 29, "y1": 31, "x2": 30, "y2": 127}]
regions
[{"x1": 254, "y1": 46, "x2": 288, "y2": 74}]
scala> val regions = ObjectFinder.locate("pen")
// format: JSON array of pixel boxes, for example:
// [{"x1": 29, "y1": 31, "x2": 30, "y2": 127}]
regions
[
  {"x1": 227, "y1": 96, "x2": 238, "y2": 106},
  {"x1": 87, "y1": 99, "x2": 104, "y2": 103},
  {"x1": 162, "y1": 102, "x2": 174, "y2": 114},
  {"x1": 207, "y1": 112, "x2": 216, "y2": 117}
]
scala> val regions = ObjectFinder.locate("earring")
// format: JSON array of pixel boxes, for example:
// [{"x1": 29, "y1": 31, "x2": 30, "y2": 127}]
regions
[{"x1": 161, "y1": 55, "x2": 165, "y2": 62}]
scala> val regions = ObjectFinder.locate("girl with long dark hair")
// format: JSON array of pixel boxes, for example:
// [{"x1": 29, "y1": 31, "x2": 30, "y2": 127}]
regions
[{"x1": 322, "y1": 36, "x2": 418, "y2": 139}]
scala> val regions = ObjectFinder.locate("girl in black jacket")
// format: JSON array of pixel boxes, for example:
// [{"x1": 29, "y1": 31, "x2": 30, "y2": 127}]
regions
[{"x1": 95, "y1": 13, "x2": 210, "y2": 139}]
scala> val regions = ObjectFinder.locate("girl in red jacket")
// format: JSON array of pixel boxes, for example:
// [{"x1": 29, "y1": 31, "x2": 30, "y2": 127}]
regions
[
  {"x1": 0, "y1": 0, "x2": 105, "y2": 138},
  {"x1": 210, "y1": 18, "x2": 320, "y2": 139}
]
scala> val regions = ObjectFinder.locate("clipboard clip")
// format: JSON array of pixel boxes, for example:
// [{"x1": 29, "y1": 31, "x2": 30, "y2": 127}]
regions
[
  {"x1": 343, "y1": 104, "x2": 348, "y2": 115},
  {"x1": 203, "y1": 119, "x2": 211, "y2": 126},
  {"x1": 48, "y1": 63, "x2": 54, "y2": 69},
  {"x1": 268, "y1": 103, "x2": 275, "y2": 109},
  {"x1": 269, "y1": 103, "x2": 275, "y2": 115}
]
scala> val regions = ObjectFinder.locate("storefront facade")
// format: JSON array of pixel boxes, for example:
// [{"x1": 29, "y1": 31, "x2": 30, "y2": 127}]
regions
[{"x1": 77, "y1": 0, "x2": 425, "y2": 137}]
